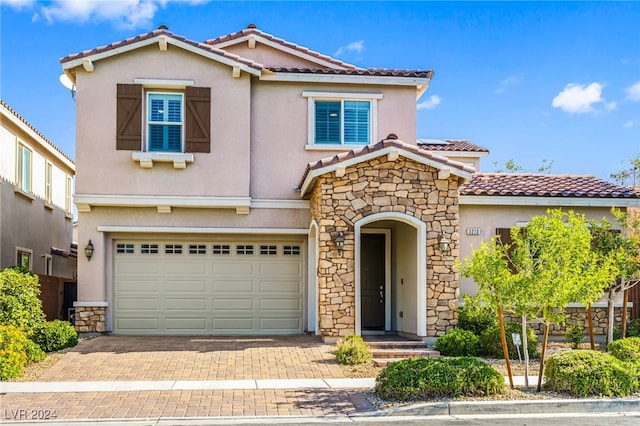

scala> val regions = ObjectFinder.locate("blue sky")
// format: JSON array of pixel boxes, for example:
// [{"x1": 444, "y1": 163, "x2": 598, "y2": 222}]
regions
[{"x1": 1, "y1": 1, "x2": 639, "y2": 182}]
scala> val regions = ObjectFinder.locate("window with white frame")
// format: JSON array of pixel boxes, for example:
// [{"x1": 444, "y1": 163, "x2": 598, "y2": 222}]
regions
[
  {"x1": 303, "y1": 92, "x2": 381, "y2": 146},
  {"x1": 16, "y1": 248, "x2": 32, "y2": 270},
  {"x1": 45, "y1": 162, "x2": 53, "y2": 203},
  {"x1": 147, "y1": 92, "x2": 183, "y2": 152},
  {"x1": 65, "y1": 176, "x2": 72, "y2": 214},
  {"x1": 16, "y1": 143, "x2": 32, "y2": 193},
  {"x1": 44, "y1": 255, "x2": 53, "y2": 275}
]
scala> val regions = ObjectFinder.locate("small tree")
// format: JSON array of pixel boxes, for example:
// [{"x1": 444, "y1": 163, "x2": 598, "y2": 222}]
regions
[
  {"x1": 0, "y1": 268, "x2": 45, "y2": 332},
  {"x1": 590, "y1": 210, "x2": 640, "y2": 343}
]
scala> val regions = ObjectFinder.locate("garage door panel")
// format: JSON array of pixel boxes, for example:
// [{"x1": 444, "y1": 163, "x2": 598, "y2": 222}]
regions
[
  {"x1": 260, "y1": 280, "x2": 301, "y2": 293},
  {"x1": 214, "y1": 262, "x2": 254, "y2": 275},
  {"x1": 212, "y1": 298, "x2": 254, "y2": 310},
  {"x1": 114, "y1": 240, "x2": 303, "y2": 335},
  {"x1": 259, "y1": 298, "x2": 301, "y2": 311},
  {"x1": 115, "y1": 279, "x2": 160, "y2": 293},
  {"x1": 165, "y1": 298, "x2": 207, "y2": 310},
  {"x1": 165, "y1": 280, "x2": 207, "y2": 292},
  {"x1": 165, "y1": 262, "x2": 207, "y2": 275},
  {"x1": 213, "y1": 318, "x2": 254, "y2": 331},
  {"x1": 117, "y1": 262, "x2": 160, "y2": 274},
  {"x1": 260, "y1": 262, "x2": 301, "y2": 276},
  {"x1": 116, "y1": 318, "x2": 159, "y2": 330},
  {"x1": 213, "y1": 280, "x2": 254, "y2": 292},
  {"x1": 259, "y1": 318, "x2": 301, "y2": 331},
  {"x1": 164, "y1": 318, "x2": 207, "y2": 330}
]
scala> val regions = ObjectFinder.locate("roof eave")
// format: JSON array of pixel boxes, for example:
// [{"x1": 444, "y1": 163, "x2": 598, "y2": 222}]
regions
[
  {"x1": 260, "y1": 72, "x2": 432, "y2": 86},
  {"x1": 300, "y1": 145, "x2": 473, "y2": 197},
  {"x1": 61, "y1": 35, "x2": 263, "y2": 77},
  {"x1": 459, "y1": 195, "x2": 640, "y2": 207}
]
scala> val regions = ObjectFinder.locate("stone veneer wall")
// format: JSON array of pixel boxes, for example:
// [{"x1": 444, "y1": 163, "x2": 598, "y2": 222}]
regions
[
  {"x1": 310, "y1": 156, "x2": 460, "y2": 338},
  {"x1": 74, "y1": 306, "x2": 106, "y2": 333},
  {"x1": 504, "y1": 306, "x2": 630, "y2": 336}
]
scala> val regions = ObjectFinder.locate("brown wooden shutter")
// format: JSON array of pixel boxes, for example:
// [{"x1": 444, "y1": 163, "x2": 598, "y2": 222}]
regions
[
  {"x1": 185, "y1": 86, "x2": 211, "y2": 153},
  {"x1": 116, "y1": 84, "x2": 143, "y2": 150},
  {"x1": 495, "y1": 228, "x2": 513, "y2": 245}
]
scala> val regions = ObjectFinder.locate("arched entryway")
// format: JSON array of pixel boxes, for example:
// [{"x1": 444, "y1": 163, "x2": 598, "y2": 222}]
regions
[{"x1": 355, "y1": 212, "x2": 427, "y2": 338}]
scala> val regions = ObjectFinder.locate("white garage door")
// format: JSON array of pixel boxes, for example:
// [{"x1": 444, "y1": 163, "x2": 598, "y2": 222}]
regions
[{"x1": 113, "y1": 241, "x2": 303, "y2": 335}]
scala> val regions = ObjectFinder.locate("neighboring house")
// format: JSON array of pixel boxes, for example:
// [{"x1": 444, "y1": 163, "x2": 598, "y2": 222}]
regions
[
  {"x1": 0, "y1": 100, "x2": 77, "y2": 320},
  {"x1": 61, "y1": 25, "x2": 640, "y2": 340}
]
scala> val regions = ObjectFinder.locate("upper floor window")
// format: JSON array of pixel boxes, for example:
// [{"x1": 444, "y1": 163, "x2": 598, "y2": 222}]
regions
[
  {"x1": 117, "y1": 83, "x2": 210, "y2": 154},
  {"x1": 65, "y1": 176, "x2": 72, "y2": 214},
  {"x1": 16, "y1": 143, "x2": 32, "y2": 193},
  {"x1": 303, "y1": 91, "x2": 382, "y2": 148},
  {"x1": 45, "y1": 162, "x2": 53, "y2": 203},
  {"x1": 147, "y1": 93, "x2": 183, "y2": 152}
]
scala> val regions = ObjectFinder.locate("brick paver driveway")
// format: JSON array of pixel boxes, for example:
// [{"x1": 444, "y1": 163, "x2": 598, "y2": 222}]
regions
[
  {"x1": 1, "y1": 335, "x2": 374, "y2": 421},
  {"x1": 38, "y1": 335, "x2": 345, "y2": 381}
]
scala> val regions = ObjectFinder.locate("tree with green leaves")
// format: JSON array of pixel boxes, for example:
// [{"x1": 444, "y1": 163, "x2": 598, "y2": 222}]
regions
[
  {"x1": 610, "y1": 154, "x2": 640, "y2": 189},
  {"x1": 590, "y1": 209, "x2": 640, "y2": 342},
  {"x1": 459, "y1": 209, "x2": 619, "y2": 391},
  {"x1": 492, "y1": 158, "x2": 554, "y2": 174}
]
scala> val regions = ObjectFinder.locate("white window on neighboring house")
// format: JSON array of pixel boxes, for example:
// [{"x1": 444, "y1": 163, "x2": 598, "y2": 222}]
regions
[
  {"x1": 303, "y1": 92, "x2": 382, "y2": 147},
  {"x1": 44, "y1": 254, "x2": 53, "y2": 275},
  {"x1": 147, "y1": 92, "x2": 183, "y2": 152},
  {"x1": 45, "y1": 162, "x2": 53, "y2": 204},
  {"x1": 16, "y1": 248, "x2": 32, "y2": 270},
  {"x1": 65, "y1": 175, "x2": 72, "y2": 214},
  {"x1": 16, "y1": 143, "x2": 32, "y2": 193}
]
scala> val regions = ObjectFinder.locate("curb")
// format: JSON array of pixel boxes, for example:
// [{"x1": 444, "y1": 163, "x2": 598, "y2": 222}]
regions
[{"x1": 351, "y1": 397, "x2": 640, "y2": 417}]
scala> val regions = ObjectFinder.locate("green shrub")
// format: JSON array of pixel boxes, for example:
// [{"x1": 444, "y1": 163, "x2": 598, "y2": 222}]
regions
[
  {"x1": 479, "y1": 322, "x2": 538, "y2": 358},
  {"x1": 544, "y1": 350, "x2": 638, "y2": 397},
  {"x1": 0, "y1": 268, "x2": 45, "y2": 331},
  {"x1": 434, "y1": 328, "x2": 479, "y2": 356},
  {"x1": 565, "y1": 322, "x2": 585, "y2": 349},
  {"x1": 614, "y1": 318, "x2": 640, "y2": 340},
  {"x1": 0, "y1": 325, "x2": 29, "y2": 380},
  {"x1": 335, "y1": 334, "x2": 371, "y2": 365},
  {"x1": 607, "y1": 337, "x2": 640, "y2": 361},
  {"x1": 24, "y1": 339, "x2": 46, "y2": 363},
  {"x1": 32, "y1": 320, "x2": 78, "y2": 353},
  {"x1": 458, "y1": 294, "x2": 497, "y2": 335},
  {"x1": 375, "y1": 357, "x2": 506, "y2": 401}
]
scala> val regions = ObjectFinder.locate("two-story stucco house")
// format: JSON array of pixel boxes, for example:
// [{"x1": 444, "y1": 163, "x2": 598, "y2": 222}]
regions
[
  {"x1": 1, "y1": 100, "x2": 77, "y2": 319},
  {"x1": 62, "y1": 25, "x2": 639, "y2": 339}
]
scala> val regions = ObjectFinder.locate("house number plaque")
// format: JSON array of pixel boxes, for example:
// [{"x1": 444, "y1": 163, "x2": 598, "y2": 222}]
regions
[{"x1": 466, "y1": 227, "x2": 481, "y2": 235}]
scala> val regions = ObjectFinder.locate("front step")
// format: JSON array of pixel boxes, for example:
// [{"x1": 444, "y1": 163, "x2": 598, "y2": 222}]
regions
[{"x1": 364, "y1": 337, "x2": 440, "y2": 368}]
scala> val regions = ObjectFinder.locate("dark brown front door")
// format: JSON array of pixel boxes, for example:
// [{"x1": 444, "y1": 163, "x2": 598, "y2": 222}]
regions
[{"x1": 361, "y1": 233, "x2": 386, "y2": 330}]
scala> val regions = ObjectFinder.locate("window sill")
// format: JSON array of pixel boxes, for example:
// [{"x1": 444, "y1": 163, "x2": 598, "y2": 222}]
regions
[
  {"x1": 132, "y1": 152, "x2": 194, "y2": 169},
  {"x1": 305, "y1": 143, "x2": 369, "y2": 151},
  {"x1": 14, "y1": 187, "x2": 35, "y2": 201},
  {"x1": 44, "y1": 202, "x2": 55, "y2": 211}
]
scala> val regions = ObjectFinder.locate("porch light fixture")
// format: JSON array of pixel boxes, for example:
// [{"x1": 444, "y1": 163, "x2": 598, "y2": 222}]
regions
[
  {"x1": 334, "y1": 231, "x2": 345, "y2": 256},
  {"x1": 84, "y1": 240, "x2": 94, "y2": 261},
  {"x1": 439, "y1": 233, "x2": 449, "y2": 254}
]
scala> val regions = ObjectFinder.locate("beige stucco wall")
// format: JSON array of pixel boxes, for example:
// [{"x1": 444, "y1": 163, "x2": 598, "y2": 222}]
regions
[
  {"x1": 74, "y1": 44, "x2": 251, "y2": 198},
  {"x1": 223, "y1": 42, "x2": 329, "y2": 68}
]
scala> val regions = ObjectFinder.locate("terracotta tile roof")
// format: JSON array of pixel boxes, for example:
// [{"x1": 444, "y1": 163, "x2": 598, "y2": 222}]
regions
[
  {"x1": 59, "y1": 29, "x2": 265, "y2": 70},
  {"x1": 460, "y1": 173, "x2": 640, "y2": 199},
  {"x1": 0, "y1": 100, "x2": 74, "y2": 166},
  {"x1": 299, "y1": 139, "x2": 475, "y2": 191},
  {"x1": 267, "y1": 67, "x2": 434, "y2": 79},
  {"x1": 205, "y1": 25, "x2": 359, "y2": 70},
  {"x1": 418, "y1": 139, "x2": 489, "y2": 153}
]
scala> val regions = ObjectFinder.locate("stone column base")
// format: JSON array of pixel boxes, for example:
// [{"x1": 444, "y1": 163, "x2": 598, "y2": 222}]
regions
[{"x1": 74, "y1": 306, "x2": 106, "y2": 333}]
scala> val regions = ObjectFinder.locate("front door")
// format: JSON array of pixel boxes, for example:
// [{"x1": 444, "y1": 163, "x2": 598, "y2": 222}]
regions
[{"x1": 361, "y1": 233, "x2": 386, "y2": 330}]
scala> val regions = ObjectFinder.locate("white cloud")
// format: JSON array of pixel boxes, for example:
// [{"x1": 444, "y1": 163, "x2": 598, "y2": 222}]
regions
[
  {"x1": 5, "y1": 0, "x2": 208, "y2": 30},
  {"x1": 334, "y1": 40, "x2": 364, "y2": 57},
  {"x1": 417, "y1": 95, "x2": 442, "y2": 110},
  {"x1": 495, "y1": 75, "x2": 522, "y2": 94},
  {"x1": 626, "y1": 81, "x2": 640, "y2": 101},
  {"x1": 551, "y1": 82, "x2": 611, "y2": 114},
  {"x1": 624, "y1": 120, "x2": 635, "y2": 128}
]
